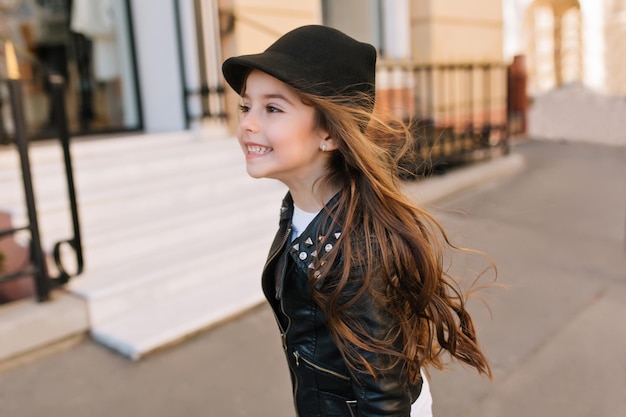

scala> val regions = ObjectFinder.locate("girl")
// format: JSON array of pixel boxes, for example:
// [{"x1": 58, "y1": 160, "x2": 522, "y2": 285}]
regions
[{"x1": 222, "y1": 25, "x2": 492, "y2": 417}]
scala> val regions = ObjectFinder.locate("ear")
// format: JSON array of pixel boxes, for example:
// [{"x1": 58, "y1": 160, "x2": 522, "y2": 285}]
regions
[{"x1": 320, "y1": 135, "x2": 338, "y2": 152}]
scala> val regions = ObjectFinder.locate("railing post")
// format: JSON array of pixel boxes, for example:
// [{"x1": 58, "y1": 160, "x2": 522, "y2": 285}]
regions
[
  {"x1": 7, "y1": 79, "x2": 51, "y2": 301},
  {"x1": 49, "y1": 75, "x2": 84, "y2": 283}
]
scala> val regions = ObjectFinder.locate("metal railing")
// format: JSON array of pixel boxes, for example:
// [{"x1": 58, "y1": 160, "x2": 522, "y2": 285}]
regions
[
  {"x1": 0, "y1": 72, "x2": 84, "y2": 302},
  {"x1": 377, "y1": 61, "x2": 510, "y2": 177},
  {"x1": 174, "y1": 0, "x2": 228, "y2": 127}
]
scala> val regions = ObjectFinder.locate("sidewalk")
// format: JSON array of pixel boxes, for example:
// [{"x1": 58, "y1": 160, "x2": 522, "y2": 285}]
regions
[{"x1": 0, "y1": 139, "x2": 624, "y2": 417}]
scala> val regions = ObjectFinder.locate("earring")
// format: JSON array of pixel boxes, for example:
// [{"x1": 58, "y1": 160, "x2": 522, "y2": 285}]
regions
[{"x1": 320, "y1": 144, "x2": 328, "y2": 152}]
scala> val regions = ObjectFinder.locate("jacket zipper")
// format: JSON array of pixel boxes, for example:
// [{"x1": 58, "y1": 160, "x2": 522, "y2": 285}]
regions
[
  {"x1": 274, "y1": 227, "x2": 292, "y2": 346},
  {"x1": 280, "y1": 290, "x2": 300, "y2": 415},
  {"x1": 270, "y1": 227, "x2": 301, "y2": 414},
  {"x1": 346, "y1": 400, "x2": 358, "y2": 417},
  {"x1": 292, "y1": 351, "x2": 351, "y2": 381}
]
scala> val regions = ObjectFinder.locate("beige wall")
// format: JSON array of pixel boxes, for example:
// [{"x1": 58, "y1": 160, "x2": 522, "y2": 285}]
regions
[
  {"x1": 218, "y1": 0, "x2": 507, "y2": 132},
  {"x1": 218, "y1": 0, "x2": 321, "y2": 131},
  {"x1": 398, "y1": 0, "x2": 506, "y2": 131},
  {"x1": 605, "y1": 0, "x2": 626, "y2": 95},
  {"x1": 410, "y1": 0, "x2": 504, "y2": 63},
  {"x1": 230, "y1": 0, "x2": 321, "y2": 55},
  {"x1": 324, "y1": 0, "x2": 380, "y2": 46}
]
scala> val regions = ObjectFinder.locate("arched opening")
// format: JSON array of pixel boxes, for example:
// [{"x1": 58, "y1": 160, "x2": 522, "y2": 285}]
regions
[{"x1": 525, "y1": 0, "x2": 583, "y2": 94}]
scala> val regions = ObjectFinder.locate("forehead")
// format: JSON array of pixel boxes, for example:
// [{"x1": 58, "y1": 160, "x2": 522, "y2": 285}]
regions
[{"x1": 243, "y1": 70, "x2": 301, "y2": 99}]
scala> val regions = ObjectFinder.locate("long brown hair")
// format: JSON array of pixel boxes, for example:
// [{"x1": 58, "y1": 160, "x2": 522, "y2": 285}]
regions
[{"x1": 304, "y1": 91, "x2": 494, "y2": 384}]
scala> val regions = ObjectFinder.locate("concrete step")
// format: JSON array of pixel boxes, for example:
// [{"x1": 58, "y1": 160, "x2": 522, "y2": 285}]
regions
[{"x1": 0, "y1": 291, "x2": 89, "y2": 364}]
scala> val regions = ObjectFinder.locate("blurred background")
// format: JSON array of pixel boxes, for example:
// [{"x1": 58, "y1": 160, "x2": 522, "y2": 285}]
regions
[{"x1": 0, "y1": 1, "x2": 625, "y2": 416}]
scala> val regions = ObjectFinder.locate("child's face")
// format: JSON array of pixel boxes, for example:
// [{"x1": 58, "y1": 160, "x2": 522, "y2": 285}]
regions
[{"x1": 237, "y1": 70, "x2": 330, "y2": 189}]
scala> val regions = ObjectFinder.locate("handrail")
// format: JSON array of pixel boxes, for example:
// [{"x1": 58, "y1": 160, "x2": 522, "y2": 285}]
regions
[
  {"x1": 0, "y1": 78, "x2": 51, "y2": 301},
  {"x1": 49, "y1": 75, "x2": 84, "y2": 284},
  {"x1": 0, "y1": 72, "x2": 84, "y2": 301}
]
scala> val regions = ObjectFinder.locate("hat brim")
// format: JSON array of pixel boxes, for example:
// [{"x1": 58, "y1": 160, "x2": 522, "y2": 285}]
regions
[{"x1": 222, "y1": 51, "x2": 316, "y2": 96}]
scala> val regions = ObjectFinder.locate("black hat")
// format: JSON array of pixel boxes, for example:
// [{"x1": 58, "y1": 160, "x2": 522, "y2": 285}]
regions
[{"x1": 222, "y1": 25, "x2": 377, "y2": 110}]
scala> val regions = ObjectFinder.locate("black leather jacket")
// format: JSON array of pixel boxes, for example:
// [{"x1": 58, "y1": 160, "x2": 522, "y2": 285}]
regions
[{"x1": 262, "y1": 193, "x2": 423, "y2": 417}]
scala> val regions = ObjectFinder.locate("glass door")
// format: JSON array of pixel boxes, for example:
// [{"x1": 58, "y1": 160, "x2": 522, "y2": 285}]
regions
[{"x1": 1, "y1": 0, "x2": 141, "y2": 139}]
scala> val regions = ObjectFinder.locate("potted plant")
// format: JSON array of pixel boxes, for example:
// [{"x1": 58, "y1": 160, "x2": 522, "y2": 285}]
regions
[{"x1": 0, "y1": 212, "x2": 35, "y2": 303}]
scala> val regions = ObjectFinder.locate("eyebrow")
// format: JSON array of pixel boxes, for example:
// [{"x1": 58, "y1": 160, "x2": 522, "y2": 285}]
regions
[{"x1": 243, "y1": 92, "x2": 295, "y2": 105}]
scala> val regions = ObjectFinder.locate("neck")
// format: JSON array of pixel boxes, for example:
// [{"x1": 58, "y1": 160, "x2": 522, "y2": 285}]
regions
[{"x1": 289, "y1": 184, "x2": 339, "y2": 212}]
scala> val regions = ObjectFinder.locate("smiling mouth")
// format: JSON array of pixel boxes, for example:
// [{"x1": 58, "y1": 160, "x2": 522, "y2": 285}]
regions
[{"x1": 247, "y1": 145, "x2": 273, "y2": 155}]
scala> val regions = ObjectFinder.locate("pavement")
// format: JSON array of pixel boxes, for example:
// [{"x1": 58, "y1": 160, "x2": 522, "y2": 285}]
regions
[{"x1": 0, "y1": 139, "x2": 624, "y2": 417}]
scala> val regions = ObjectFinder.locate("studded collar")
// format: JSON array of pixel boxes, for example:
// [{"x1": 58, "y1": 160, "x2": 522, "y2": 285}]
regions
[
  {"x1": 289, "y1": 224, "x2": 342, "y2": 280},
  {"x1": 273, "y1": 191, "x2": 343, "y2": 298}
]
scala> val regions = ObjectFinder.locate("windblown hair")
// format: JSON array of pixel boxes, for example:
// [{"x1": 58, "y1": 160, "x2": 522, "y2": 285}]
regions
[{"x1": 302, "y1": 91, "x2": 494, "y2": 384}]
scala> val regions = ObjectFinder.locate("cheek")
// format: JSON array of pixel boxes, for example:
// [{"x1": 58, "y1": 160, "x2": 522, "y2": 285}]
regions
[
  {"x1": 236, "y1": 128, "x2": 247, "y2": 151},
  {"x1": 273, "y1": 130, "x2": 313, "y2": 153},
  {"x1": 236, "y1": 126, "x2": 243, "y2": 141}
]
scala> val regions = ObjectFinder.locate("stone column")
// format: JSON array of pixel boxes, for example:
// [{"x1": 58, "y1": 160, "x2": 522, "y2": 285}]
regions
[{"x1": 605, "y1": 0, "x2": 626, "y2": 94}]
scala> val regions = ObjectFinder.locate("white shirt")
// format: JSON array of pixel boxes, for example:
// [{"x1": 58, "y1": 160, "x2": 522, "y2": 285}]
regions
[
  {"x1": 291, "y1": 205, "x2": 319, "y2": 241},
  {"x1": 412, "y1": 369, "x2": 434, "y2": 416}
]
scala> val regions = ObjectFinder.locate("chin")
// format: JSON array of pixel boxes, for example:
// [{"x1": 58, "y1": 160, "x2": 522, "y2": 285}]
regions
[{"x1": 245, "y1": 168, "x2": 266, "y2": 179}]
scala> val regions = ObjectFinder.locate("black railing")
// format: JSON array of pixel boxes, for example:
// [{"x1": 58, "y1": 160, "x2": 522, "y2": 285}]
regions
[
  {"x1": 377, "y1": 61, "x2": 510, "y2": 177},
  {"x1": 185, "y1": 84, "x2": 228, "y2": 122},
  {"x1": 0, "y1": 75, "x2": 84, "y2": 302},
  {"x1": 174, "y1": 0, "x2": 228, "y2": 127}
]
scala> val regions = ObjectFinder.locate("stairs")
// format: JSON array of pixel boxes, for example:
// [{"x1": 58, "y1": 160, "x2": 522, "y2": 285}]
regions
[{"x1": 0, "y1": 128, "x2": 287, "y2": 359}]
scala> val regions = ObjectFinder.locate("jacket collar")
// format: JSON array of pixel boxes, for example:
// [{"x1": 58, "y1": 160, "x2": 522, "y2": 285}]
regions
[{"x1": 273, "y1": 191, "x2": 343, "y2": 297}]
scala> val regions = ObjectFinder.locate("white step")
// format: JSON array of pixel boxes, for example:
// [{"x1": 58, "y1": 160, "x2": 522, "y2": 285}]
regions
[
  {"x1": 70, "y1": 200, "x2": 280, "y2": 325},
  {"x1": 1, "y1": 132, "x2": 245, "y2": 231},
  {"x1": 1, "y1": 128, "x2": 288, "y2": 359},
  {"x1": 73, "y1": 185, "x2": 279, "y2": 270},
  {"x1": 90, "y1": 264, "x2": 267, "y2": 360},
  {"x1": 84, "y1": 233, "x2": 273, "y2": 326}
]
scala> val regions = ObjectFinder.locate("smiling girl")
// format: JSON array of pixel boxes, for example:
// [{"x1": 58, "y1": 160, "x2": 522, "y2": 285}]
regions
[{"x1": 222, "y1": 25, "x2": 492, "y2": 417}]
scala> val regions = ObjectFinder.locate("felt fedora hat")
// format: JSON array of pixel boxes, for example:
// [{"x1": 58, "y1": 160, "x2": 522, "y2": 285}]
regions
[{"x1": 222, "y1": 25, "x2": 377, "y2": 108}]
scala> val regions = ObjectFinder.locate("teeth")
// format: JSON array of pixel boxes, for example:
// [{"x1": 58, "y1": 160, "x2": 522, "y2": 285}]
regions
[{"x1": 248, "y1": 145, "x2": 272, "y2": 154}]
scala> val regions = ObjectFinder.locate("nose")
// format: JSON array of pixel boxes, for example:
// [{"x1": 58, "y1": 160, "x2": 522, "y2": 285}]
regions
[{"x1": 239, "y1": 111, "x2": 259, "y2": 133}]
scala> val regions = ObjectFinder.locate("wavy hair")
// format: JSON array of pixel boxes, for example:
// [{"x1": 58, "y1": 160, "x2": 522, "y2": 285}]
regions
[{"x1": 302, "y1": 91, "x2": 494, "y2": 384}]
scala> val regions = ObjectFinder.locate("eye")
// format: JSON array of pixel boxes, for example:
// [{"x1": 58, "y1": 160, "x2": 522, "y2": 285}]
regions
[
  {"x1": 266, "y1": 105, "x2": 282, "y2": 113},
  {"x1": 238, "y1": 104, "x2": 250, "y2": 113}
]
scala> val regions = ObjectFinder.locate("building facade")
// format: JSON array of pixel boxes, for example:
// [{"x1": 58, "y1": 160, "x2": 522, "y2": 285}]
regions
[
  {"x1": 3, "y1": 0, "x2": 625, "y2": 140},
  {"x1": 504, "y1": 0, "x2": 626, "y2": 96},
  {"x1": 1, "y1": 0, "x2": 144, "y2": 137},
  {"x1": 2, "y1": 0, "x2": 514, "y2": 139}
]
